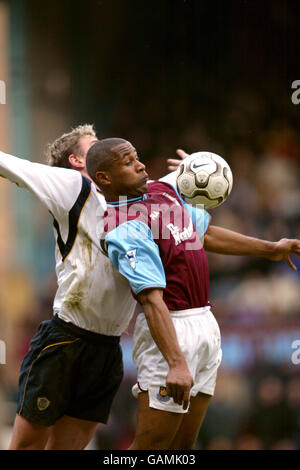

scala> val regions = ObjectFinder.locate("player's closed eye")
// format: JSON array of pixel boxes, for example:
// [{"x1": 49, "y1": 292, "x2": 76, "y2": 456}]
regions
[{"x1": 125, "y1": 156, "x2": 140, "y2": 165}]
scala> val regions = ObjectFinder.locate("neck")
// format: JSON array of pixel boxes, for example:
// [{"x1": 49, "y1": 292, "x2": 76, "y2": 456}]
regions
[
  {"x1": 79, "y1": 168, "x2": 91, "y2": 180},
  {"x1": 78, "y1": 169, "x2": 101, "y2": 191},
  {"x1": 103, "y1": 191, "x2": 143, "y2": 203}
]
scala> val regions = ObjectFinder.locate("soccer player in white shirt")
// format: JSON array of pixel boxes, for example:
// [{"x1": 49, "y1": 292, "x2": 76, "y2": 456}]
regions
[
  {"x1": 0, "y1": 125, "x2": 129, "y2": 449},
  {"x1": 1, "y1": 125, "x2": 188, "y2": 450}
]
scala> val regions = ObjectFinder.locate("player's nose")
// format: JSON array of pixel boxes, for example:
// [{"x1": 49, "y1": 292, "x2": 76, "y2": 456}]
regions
[{"x1": 136, "y1": 160, "x2": 146, "y2": 172}]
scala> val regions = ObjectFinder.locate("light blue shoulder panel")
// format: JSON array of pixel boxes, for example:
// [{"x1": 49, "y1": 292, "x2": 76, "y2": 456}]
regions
[{"x1": 106, "y1": 219, "x2": 166, "y2": 295}]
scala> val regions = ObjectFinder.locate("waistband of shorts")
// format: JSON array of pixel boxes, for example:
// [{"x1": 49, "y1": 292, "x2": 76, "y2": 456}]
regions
[
  {"x1": 52, "y1": 314, "x2": 120, "y2": 344},
  {"x1": 169, "y1": 306, "x2": 211, "y2": 318}
]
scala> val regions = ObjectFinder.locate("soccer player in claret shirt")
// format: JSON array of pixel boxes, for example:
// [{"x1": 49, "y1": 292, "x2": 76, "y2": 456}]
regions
[{"x1": 86, "y1": 138, "x2": 300, "y2": 450}]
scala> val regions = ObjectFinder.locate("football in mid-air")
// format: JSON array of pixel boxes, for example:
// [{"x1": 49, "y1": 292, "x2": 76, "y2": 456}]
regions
[{"x1": 176, "y1": 151, "x2": 233, "y2": 209}]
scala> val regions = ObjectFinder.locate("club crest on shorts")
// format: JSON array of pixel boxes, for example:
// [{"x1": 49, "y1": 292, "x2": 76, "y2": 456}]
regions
[
  {"x1": 156, "y1": 386, "x2": 171, "y2": 402},
  {"x1": 37, "y1": 396, "x2": 50, "y2": 411}
]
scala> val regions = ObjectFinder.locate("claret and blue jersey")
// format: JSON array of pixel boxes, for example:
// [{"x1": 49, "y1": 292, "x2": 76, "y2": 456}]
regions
[{"x1": 103, "y1": 179, "x2": 211, "y2": 311}]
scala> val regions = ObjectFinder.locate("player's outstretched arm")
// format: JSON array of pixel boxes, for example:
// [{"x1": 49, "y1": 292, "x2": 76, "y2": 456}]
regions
[
  {"x1": 0, "y1": 150, "x2": 83, "y2": 216},
  {"x1": 137, "y1": 288, "x2": 193, "y2": 410},
  {"x1": 204, "y1": 225, "x2": 300, "y2": 270}
]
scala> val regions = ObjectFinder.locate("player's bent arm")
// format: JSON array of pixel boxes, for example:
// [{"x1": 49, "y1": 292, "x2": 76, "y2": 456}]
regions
[
  {"x1": 137, "y1": 288, "x2": 193, "y2": 409},
  {"x1": 204, "y1": 225, "x2": 300, "y2": 270},
  {"x1": 0, "y1": 150, "x2": 84, "y2": 217},
  {"x1": 105, "y1": 220, "x2": 193, "y2": 407}
]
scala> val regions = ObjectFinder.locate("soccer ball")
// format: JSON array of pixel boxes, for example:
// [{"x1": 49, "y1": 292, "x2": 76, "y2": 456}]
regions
[{"x1": 176, "y1": 151, "x2": 233, "y2": 209}]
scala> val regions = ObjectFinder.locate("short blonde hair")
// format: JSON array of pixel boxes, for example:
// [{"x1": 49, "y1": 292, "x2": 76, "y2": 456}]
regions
[{"x1": 45, "y1": 124, "x2": 97, "y2": 168}]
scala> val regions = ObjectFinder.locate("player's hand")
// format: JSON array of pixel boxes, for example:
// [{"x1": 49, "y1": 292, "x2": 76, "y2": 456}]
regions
[
  {"x1": 269, "y1": 238, "x2": 300, "y2": 270},
  {"x1": 166, "y1": 365, "x2": 194, "y2": 410},
  {"x1": 167, "y1": 149, "x2": 189, "y2": 172}
]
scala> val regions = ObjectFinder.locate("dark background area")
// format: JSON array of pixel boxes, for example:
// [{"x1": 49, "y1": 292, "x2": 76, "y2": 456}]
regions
[{"x1": 25, "y1": 0, "x2": 299, "y2": 163}]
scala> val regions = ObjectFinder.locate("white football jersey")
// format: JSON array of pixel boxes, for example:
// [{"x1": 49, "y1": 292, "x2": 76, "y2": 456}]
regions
[{"x1": 0, "y1": 151, "x2": 136, "y2": 335}]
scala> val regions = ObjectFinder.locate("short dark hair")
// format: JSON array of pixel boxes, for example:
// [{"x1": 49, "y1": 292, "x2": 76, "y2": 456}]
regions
[{"x1": 86, "y1": 138, "x2": 127, "y2": 184}]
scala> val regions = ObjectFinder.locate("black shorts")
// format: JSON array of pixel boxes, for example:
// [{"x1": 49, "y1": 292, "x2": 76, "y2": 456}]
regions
[{"x1": 16, "y1": 315, "x2": 123, "y2": 426}]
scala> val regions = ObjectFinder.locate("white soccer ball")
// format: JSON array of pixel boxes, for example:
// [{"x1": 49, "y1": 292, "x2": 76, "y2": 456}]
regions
[{"x1": 176, "y1": 151, "x2": 233, "y2": 209}]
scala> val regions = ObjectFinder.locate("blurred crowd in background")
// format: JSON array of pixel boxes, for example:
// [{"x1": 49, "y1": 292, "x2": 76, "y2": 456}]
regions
[{"x1": 0, "y1": 0, "x2": 299, "y2": 450}]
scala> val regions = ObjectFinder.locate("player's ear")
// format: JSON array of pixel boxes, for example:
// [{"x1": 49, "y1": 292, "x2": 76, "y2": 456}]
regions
[
  {"x1": 69, "y1": 153, "x2": 84, "y2": 169},
  {"x1": 95, "y1": 170, "x2": 112, "y2": 186}
]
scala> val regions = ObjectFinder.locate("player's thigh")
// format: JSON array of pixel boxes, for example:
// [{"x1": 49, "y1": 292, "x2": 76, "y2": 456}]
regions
[
  {"x1": 169, "y1": 392, "x2": 212, "y2": 450},
  {"x1": 129, "y1": 392, "x2": 185, "y2": 450},
  {"x1": 8, "y1": 414, "x2": 50, "y2": 450},
  {"x1": 45, "y1": 415, "x2": 99, "y2": 450}
]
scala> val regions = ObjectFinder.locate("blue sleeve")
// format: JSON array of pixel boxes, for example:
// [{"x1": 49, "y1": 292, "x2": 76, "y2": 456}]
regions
[
  {"x1": 159, "y1": 171, "x2": 211, "y2": 238},
  {"x1": 106, "y1": 219, "x2": 166, "y2": 295}
]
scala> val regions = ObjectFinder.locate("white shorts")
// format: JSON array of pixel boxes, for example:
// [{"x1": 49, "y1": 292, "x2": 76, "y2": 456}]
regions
[{"x1": 131, "y1": 306, "x2": 222, "y2": 413}]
